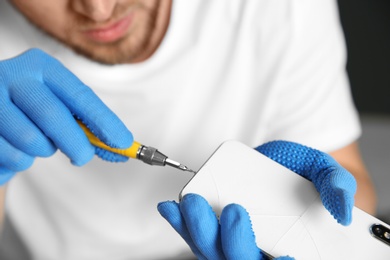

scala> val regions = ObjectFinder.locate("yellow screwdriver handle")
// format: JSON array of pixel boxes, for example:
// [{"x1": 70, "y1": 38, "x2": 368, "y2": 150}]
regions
[{"x1": 77, "y1": 120, "x2": 141, "y2": 159}]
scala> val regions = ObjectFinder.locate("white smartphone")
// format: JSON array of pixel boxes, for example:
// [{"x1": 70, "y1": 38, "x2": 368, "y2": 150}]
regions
[{"x1": 180, "y1": 140, "x2": 390, "y2": 259}]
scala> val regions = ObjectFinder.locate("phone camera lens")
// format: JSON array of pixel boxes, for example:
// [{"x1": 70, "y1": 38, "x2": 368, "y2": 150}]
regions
[
  {"x1": 374, "y1": 227, "x2": 382, "y2": 234},
  {"x1": 371, "y1": 223, "x2": 390, "y2": 246}
]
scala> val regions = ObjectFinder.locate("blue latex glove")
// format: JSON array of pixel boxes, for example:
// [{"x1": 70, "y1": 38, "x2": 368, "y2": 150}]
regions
[
  {"x1": 158, "y1": 140, "x2": 357, "y2": 259},
  {"x1": 0, "y1": 48, "x2": 133, "y2": 185},
  {"x1": 158, "y1": 193, "x2": 294, "y2": 260}
]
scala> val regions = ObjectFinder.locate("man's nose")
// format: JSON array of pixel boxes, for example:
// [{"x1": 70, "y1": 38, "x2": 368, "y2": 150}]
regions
[{"x1": 71, "y1": 0, "x2": 118, "y2": 22}]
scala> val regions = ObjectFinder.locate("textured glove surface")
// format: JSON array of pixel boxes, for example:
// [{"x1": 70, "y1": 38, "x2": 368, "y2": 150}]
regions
[
  {"x1": 0, "y1": 48, "x2": 133, "y2": 184},
  {"x1": 158, "y1": 140, "x2": 357, "y2": 259},
  {"x1": 255, "y1": 140, "x2": 357, "y2": 226},
  {"x1": 158, "y1": 194, "x2": 294, "y2": 260}
]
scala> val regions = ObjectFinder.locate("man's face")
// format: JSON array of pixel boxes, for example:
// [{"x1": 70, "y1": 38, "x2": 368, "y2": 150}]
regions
[{"x1": 10, "y1": 0, "x2": 172, "y2": 64}]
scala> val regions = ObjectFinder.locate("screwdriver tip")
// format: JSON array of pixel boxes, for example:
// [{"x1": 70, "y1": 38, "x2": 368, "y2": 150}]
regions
[
  {"x1": 178, "y1": 164, "x2": 196, "y2": 174},
  {"x1": 165, "y1": 158, "x2": 195, "y2": 174}
]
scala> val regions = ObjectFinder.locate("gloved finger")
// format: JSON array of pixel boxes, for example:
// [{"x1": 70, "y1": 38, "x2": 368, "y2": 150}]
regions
[
  {"x1": 0, "y1": 167, "x2": 17, "y2": 186},
  {"x1": 256, "y1": 140, "x2": 356, "y2": 226},
  {"x1": 157, "y1": 200, "x2": 205, "y2": 259},
  {"x1": 11, "y1": 78, "x2": 94, "y2": 166},
  {"x1": 319, "y1": 166, "x2": 356, "y2": 226},
  {"x1": 0, "y1": 137, "x2": 34, "y2": 185},
  {"x1": 220, "y1": 204, "x2": 262, "y2": 260},
  {"x1": 41, "y1": 51, "x2": 132, "y2": 149},
  {"x1": 179, "y1": 193, "x2": 225, "y2": 260},
  {"x1": 0, "y1": 137, "x2": 34, "y2": 172},
  {"x1": 0, "y1": 98, "x2": 56, "y2": 157},
  {"x1": 221, "y1": 204, "x2": 296, "y2": 260}
]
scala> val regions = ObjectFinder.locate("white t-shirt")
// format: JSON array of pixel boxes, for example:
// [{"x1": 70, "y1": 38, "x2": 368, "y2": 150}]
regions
[{"x1": 0, "y1": 0, "x2": 360, "y2": 259}]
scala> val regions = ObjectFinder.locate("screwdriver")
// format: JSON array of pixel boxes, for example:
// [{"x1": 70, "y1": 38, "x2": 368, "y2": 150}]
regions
[{"x1": 77, "y1": 121, "x2": 195, "y2": 173}]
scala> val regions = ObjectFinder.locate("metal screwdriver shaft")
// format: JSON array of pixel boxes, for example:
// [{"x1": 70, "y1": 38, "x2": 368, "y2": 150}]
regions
[{"x1": 137, "y1": 145, "x2": 195, "y2": 173}]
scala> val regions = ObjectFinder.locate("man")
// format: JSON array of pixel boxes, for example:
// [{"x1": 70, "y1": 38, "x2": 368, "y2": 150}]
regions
[{"x1": 0, "y1": 0, "x2": 377, "y2": 259}]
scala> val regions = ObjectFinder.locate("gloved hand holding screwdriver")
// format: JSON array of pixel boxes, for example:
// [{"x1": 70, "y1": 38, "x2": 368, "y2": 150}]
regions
[
  {"x1": 0, "y1": 48, "x2": 133, "y2": 184},
  {"x1": 0, "y1": 49, "x2": 357, "y2": 260}
]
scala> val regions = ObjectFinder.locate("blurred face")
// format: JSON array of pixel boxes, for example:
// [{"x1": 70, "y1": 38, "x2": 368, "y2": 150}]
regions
[{"x1": 10, "y1": 0, "x2": 172, "y2": 64}]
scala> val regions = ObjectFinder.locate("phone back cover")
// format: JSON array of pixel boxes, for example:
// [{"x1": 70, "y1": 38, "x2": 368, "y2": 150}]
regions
[{"x1": 180, "y1": 140, "x2": 390, "y2": 259}]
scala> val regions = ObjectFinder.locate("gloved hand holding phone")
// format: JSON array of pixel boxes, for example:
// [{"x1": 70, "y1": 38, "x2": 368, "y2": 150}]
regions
[
  {"x1": 0, "y1": 48, "x2": 133, "y2": 185},
  {"x1": 158, "y1": 140, "x2": 357, "y2": 259},
  {"x1": 159, "y1": 193, "x2": 294, "y2": 260}
]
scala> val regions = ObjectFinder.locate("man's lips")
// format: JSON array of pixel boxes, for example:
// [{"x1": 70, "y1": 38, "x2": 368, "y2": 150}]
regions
[{"x1": 83, "y1": 14, "x2": 133, "y2": 43}]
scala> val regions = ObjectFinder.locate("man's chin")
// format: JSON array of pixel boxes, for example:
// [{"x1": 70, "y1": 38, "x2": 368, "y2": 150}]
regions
[{"x1": 67, "y1": 42, "x2": 146, "y2": 65}]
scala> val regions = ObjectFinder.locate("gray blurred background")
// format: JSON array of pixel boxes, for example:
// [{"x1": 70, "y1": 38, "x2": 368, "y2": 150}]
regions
[{"x1": 338, "y1": 0, "x2": 390, "y2": 223}]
